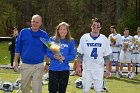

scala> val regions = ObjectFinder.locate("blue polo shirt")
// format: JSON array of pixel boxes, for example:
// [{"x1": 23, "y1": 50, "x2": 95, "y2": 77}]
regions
[{"x1": 15, "y1": 28, "x2": 49, "y2": 64}]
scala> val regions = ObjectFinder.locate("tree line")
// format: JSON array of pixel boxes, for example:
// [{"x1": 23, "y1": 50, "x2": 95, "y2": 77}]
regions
[{"x1": 0, "y1": 0, "x2": 140, "y2": 44}]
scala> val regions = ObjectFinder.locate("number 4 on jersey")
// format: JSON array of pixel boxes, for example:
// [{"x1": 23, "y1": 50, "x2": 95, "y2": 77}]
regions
[{"x1": 91, "y1": 48, "x2": 98, "y2": 59}]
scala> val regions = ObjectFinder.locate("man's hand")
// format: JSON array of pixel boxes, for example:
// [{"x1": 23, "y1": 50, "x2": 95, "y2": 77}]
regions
[
  {"x1": 73, "y1": 59, "x2": 82, "y2": 76},
  {"x1": 44, "y1": 56, "x2": 49, "y2": 73},
  {"x1": 105, "y1": 70, "x2": 111, "y2": 79},
  {"x1": 13, "y1": 62, "x2": 19, "y2": 72},
  {"x1": 44, "y1": 64, "x2": 49, "y2": 73},
  {"x1": 75, "y1": 66, "x2": 82, "y2": 76},
  {"x1": 13, "y1": 53, "x2": 20, "y2": 72},
  {"x1": 105, "y1": 59, "x2": 111, "y2": 78}
]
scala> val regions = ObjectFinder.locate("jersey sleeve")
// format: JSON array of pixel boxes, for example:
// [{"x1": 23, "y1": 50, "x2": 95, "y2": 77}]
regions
[
  {"x1": 103, "y1": 38, "x2": 112, "y2": 56},
  {"x1": 129, "y1": 36, "x2": 133, "y2": 45},
  {"x1": 118, "y1": 34, "x2": 123, "y2": 45},
  {"x1": 77, "y1": 35, "x2": 84, "y2": 54}
]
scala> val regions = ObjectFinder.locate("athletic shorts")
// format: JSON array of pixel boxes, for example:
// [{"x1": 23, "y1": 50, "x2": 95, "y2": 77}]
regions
[
  {"x1": 82, "y1": 69, "x2": 104, "y2": 92},
  {"x1": 131, "y1": 53, "x2": 140, "y2": 63},
  {"x1": 119, "y1": 50, "x2": 132, "y2": 63},
  {"x1": 110, "y1": 52, "x2": 120, "y2": 62}
]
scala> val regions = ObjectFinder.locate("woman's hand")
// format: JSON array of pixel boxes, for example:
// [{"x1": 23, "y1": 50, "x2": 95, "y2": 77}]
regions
[
  {"x1": 105, "y1": 70, "x2": 111, "y2": 79},
  {"x1": 54, "y1": 53, "x2": 60, "y2": 60},
  {"x1": 59, "y1": 56, "x2": 65, "y2": 62}
]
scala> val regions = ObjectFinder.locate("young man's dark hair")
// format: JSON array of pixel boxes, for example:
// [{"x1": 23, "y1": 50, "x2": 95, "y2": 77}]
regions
[
  {"x1": 110, "y1": 25, "x2": 116, "y2": 29},
  {"x1": 92, "y1": 18, "x2": 102, "y2": 26}
]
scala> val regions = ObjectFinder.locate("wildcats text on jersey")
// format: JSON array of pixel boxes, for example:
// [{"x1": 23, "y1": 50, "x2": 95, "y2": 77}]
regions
[{"x1": 87, "y1": 43, "x2": 102, "y2": 47}]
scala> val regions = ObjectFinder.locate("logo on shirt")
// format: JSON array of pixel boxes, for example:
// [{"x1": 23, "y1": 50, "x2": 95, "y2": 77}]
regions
[
  {"x1": 61, "y1": 44, "x2": 68, "y2": 49},
  {"x1": 87, "y1": 43, "x2": 102, "y2": 47}
]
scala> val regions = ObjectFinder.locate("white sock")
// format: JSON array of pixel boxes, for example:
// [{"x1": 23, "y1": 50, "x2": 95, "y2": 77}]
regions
[{"x1": 128, "y1": 71, "x2": 130, "y2": 74}]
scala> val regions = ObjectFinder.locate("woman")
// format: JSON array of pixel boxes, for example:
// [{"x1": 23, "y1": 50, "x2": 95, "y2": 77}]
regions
[
  {"x1": 47, "y1": 22, "x2": 76, "y2": 93},
  {"x1": 9, "y1": 27, "x2": 20, "y2": 67}
]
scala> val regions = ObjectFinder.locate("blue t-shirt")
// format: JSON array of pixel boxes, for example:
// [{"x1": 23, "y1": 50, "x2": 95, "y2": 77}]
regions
[
  {"x1": 47, "y1": 36, "x2": 76, "y2": 71},
  {"x1": 15, "y1": 28, "x2": 49, "y2": 64}
]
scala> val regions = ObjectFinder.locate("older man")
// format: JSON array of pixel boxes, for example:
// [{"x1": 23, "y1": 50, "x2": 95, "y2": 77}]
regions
[{"x1": 14, "y1": 14, "x2": 49, "y2": 93}]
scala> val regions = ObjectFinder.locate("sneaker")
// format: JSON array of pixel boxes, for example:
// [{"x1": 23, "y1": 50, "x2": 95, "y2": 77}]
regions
[
  {"x1": 116, "y1": 72, "x2": 120, "y2": 79},
  {"x1": 127, "y1": 73, "x2": 131, "y2": 79},
  {"x1": 119, "y1": 73, "x2": 123, "y2": 78},
  {"x1": 131, "y1": 72, "x2": 135, "y2": 79},
  {"x1": 91, "y1": 82, "x2": 94, "y2": 89},
  {"x1": 109, "y1": 73, "x2": 112, "y2": 77},
  {"x1": 68, "y1": 81, "x2": 71, "y2": 85},
  {"x1": 102, "y1": 87, "x2": 109, "y2": 92}
]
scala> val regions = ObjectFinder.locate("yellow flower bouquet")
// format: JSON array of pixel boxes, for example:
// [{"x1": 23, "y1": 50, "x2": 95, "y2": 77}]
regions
[
  {"x1": 131, "y1": 37, "x2": 137, "y2": 44},
  {"x1": 46, "y1": 42, "x2": 60, "y2": 54},
  {"x1": 123, "y1": 41, "x2": 129, "y2": 51},
  {"x1": 136, "y1": 41, "x2": 140, "y2": 49},
  {"x1": 40, "y1": 37, "x2": 60, "y2": 54},
  {"x1": 131, "y1": 37, "x2": 140, "y2": 49},
  {"x1": 110, "y1": 36, "x2": 117, "y2": 44}
]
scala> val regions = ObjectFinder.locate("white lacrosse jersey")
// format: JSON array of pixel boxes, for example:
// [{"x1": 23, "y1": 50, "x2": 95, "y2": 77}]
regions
[
  {"x1": 108, "y1": 33, "x2": 122, "y2": 52},
  {"x1": 134, "y1": 35, "x2": 140, "y2": 40},
  {"x1": 77, "y1": 33, "x2": 112, "y2": 70},
  {"x1": 132, "y1": 35, "x2": 140, "y2": 53}
]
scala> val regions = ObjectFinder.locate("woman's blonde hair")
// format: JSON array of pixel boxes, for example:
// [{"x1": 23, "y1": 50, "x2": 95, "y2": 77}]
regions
[{"x1": 54, "y1": 22, "x2": 71, "y2": 42}]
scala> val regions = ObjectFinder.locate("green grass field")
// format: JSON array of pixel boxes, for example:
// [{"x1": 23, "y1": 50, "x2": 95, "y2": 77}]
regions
[
  {"x1": 0, "y1": 41, "x2": 10, "y2": 65},
  {"x1": 0, "y1": 69, "x2": 140, "y2": 93},
  {"x1": 0, "y1": 41, "x2": 140, "y2": 93}
]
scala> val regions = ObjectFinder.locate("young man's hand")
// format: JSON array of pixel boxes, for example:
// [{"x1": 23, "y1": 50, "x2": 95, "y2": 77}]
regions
[
  {"x1": 73, "y1": 59, "x2": 82, "y2": 76},
  {"x1": 105, "y1": 70, "x2": 111, "y2": 79}
]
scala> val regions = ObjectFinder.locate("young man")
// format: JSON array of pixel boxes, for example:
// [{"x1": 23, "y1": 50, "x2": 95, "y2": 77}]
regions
[
  {"x1": 108, "y1": 25, "x2": 122, "y2": 78},
  {"x1": 131, "y1": 27, "x2": 140, "y2": 79},
  {"x1": 14, "y1": 15, "x2": 49, "y2": 93},
  {"x1": 75, "y1": 18, "x2": 112, "y2": 93},
  {"x1": 119, "y1": 28, "x2": 132, "y2": 78}
]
